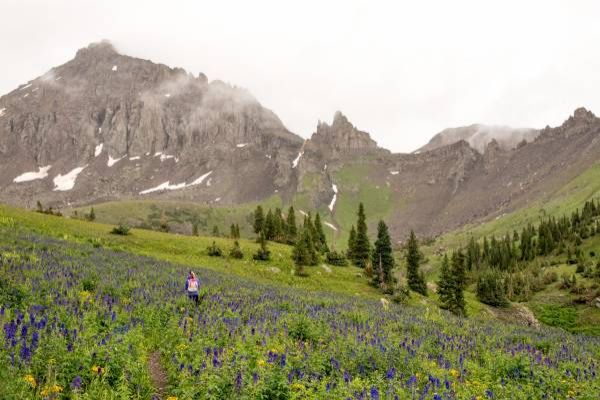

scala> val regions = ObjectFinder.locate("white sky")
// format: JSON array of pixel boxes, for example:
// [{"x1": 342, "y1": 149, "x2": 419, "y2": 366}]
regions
[{"x1": 1, "y1": 0, "x2": 599, "y2": 152}]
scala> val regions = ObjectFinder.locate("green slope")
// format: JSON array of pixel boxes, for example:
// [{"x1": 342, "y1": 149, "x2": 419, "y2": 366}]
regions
[{"x1": 0, "y1": 204, "x2": 377, "y2": 298}]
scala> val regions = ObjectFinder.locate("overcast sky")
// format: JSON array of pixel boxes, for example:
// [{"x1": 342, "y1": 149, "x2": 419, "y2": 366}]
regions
[{"x1": 1, "y1": 0, "x2": 599, "y2": 152}]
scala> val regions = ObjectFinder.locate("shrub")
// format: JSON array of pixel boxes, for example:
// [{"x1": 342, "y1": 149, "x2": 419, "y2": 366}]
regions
[
  {"x1": 228, "y1": 241, "x2": 244, "y2": 259},
  {"x1": 391, "y1": 284, "x2": 411, "y2": 304},
  {"x1": 207, "y1": 241, "x2": 223, "y2": 257},
  {"x1": 258, "y1": 372, "x2": 290, "y2": 400},
  {"x1": 476, "y1": 269, "x2": 508, "y2": 307},
  {"x1": 325, "y1": 250, "x2": 348, "y2": 266},
  {"x1": 110, "y1": 223, "x2": 131, "y2": 235},
  {"x1": 542, "y1": 270, "x2": 558, "y2": 285},
  {"x1": 288, "y1": 314, "x2": 316, "y2": 343}
]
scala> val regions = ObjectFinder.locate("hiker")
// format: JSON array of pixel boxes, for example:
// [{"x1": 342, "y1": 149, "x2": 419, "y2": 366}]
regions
[{"x1": 185, "y1": 271, "x2": 200, "y2": 304}]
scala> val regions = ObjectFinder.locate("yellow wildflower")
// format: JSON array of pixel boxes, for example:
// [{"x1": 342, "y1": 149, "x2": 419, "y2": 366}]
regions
[
  {"x1": 291, "y1": 383, "x2": 305, "y2": 391},
  {"x1": 167, "y1": 397, "x2": 178, "y2": 400},
  {"x1": 41, "y1": 388, "x2": 49, "y2": 397},
  {"x1": 52, "y1": 385, "x2": 63, "y2": 393},
  {"x1": 257, "y1": 359, "x2": 266, "y2": 367},
  {"x1": 24, "y1": 374, "x2": 36, "y2": 388},
  {"x1": 449, "y1": 369, "x2": 460, "y2": 378},
  {"x1": 91, "y1": 365, "x2": 103, "y2": 374}
]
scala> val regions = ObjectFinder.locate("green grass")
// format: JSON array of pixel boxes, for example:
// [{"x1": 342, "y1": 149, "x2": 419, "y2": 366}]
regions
[
  {"x1": 71, "y1": 196, "x2": 284, "y2": 238},
  {"x1": 0, "y1": 204, "x2": 379, "y2": 299},
  {"x1": 332, "y1": 164, "x2": 394, "y2": 248}
]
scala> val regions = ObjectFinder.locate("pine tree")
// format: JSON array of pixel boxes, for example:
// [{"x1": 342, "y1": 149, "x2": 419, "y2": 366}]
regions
[
  {"x1": 265, "y1": 209, "x2": 275, "y2": 240},
  {"x1": 406, "y1": 230, "x2": 427, "y2": 295},
  {"x1": 313, "y1": 213, "x2": 329, "y2": 253},
  {"x1": 192, "y1": 223, "x2": 199, "y2": 236},
  {"x1": 88, "y1": 207, "x2": 96, "y2": 221},
  {"x1": 253, "y1": 232, "x2": 271, "y2": 261},
  {"x1": 274, "y1": 208, "x2": 285, "y2": 242},
  {"x1": 293, "y1": 227, "x2": 318, "y2": 269},
  {"x1": 212, "y1": 225, "x2": 220, "y2": 237},
  {"x1": 450, "y1": 250, "x2": 467, "y2": 316},
  {"x1": 347, "y1": 225, "x2": 357, "y2": 260},
  {"x1": 230, "y1": 223, "x2": 237, "y2": 239},
  {"x1": 286, "y1": 206, "x2": 298, "y2": 244},
  {"x1": 437, "y1": 254, "x2": 454, "y2": 310},
  {"x1": 253, "y1": 205, "x2": 265, "y2": 235},
  {"x1": 353, "y1": 203, "x2": 371, "y2": 269},
  {"x1": 371, "y1": 220, "x2": 395, "y2": 290},
  {"x1": 235, "y1": 224, "x2": 241, "y2": 239}
]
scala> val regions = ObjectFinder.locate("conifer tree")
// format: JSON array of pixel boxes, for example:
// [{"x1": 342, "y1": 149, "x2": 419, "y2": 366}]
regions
[
  {"x1": 212, "y1": 225, "x2": 220, "y2": 237},
  {"x1": 253, "y1": 205, "x2": 265, "y2": 235},
  {"x1": 88, "y1": 207, "x2": 96, "y2": 221},
  {"x1": 230, "y1": 223, "x2": 237, "y2": 239},
  {"x1": 347, "y1": 225, "x2": 357, "y2": 260},
  {"x1": 313, "y1": 212, "x2": 329, "y2": 253},
  {"x1": 371, "y1": 220, "x2": 395, "y2": 289},
  {"x1": 353, "y1": 203, "x2": 371, "y2": 268},
  {"x1": 450, "y1": 250, "x2": 467, "y2": 316},
  {"x1": 265, "y1": 209, "x2": 275, "y2": 240},
  {"x1": 406, "y1": 230, "x2": 427, "y2": 295},
  {"x1": 192, "y1": 223, "x2": 199, "y2": 237},
  {"x1": 286, "y1": 206, "x2": 297, "y2": 244},
  {"x1": 437, "y1": 254, "x2": 454, "y2": 309},
  {"x1": 253, "y1": 232, "x2": 271, "y2": 261}
]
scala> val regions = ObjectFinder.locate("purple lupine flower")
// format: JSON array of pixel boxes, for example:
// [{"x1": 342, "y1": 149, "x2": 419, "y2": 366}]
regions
[
  {"x1": 370, "y1": 386, "x2": 380, "y2": 400},
  {"x1": 235, "y1": 371, "x2": 243, "y2": 391},
  {"x1": 71, "y1": 376, "x2": 82, "y2": 390},
  {"x1": 386, "y1": 367, "x2": 396, "y2": 380}
]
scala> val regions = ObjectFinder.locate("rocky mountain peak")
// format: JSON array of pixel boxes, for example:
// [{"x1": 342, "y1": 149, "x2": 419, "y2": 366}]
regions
[
  {"x1": 572, "y1": 107, "x2": 596, "y2": 123},
  {"x1": 310, "y1": 111, "x2": 378, "y2": 156},
  {"x1": 75, "y1": 40, "x2": 119, "y2": 59}
]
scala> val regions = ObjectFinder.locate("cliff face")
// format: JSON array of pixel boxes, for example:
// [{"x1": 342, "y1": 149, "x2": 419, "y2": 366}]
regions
[
  {"x1": 0, "y1": 41, "x2": 303, "y2": 206},
  {"x1": 1, "y1": 42, "x2": 600, "y2": 241}
]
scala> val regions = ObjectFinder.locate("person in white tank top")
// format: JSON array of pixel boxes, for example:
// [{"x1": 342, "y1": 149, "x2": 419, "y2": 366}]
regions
[{"x1": 185, "y1": 271, "x2": 200, "y2": 305}]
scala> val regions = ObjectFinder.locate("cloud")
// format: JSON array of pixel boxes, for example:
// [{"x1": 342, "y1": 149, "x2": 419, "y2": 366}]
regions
[{"x1": 1, "y1": 0, "x2": 599, "y2": 152}]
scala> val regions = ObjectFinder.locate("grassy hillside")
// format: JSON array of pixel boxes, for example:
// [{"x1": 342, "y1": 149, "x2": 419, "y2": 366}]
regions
[
  {"x1": 0, "y1": 204, "x2": 377, "y2": 298},
  {"x1": 421, "y1": 163, "x2": 600, "y2": 336}
]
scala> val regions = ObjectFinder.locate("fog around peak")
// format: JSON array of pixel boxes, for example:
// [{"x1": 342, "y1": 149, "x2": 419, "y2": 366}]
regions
[{"x1": 1, "y1": 0, "x2": 599, "y2": 152}]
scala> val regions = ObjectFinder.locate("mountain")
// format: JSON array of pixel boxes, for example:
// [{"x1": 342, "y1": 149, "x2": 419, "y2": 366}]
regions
[
  {"x1": 417, "y1": 124, "x2": 540, "y2": 153},
  {"x1": 0, "y1": 41, "x2": 303, "y2": 207},
  {"x1": 2, "y1": 41, "x2": 600, "y2": 243}
]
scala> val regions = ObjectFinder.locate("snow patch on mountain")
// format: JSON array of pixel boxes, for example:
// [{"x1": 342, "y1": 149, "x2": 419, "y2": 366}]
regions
[
  {"x1": 0, "y1": 108, "x2": 6, "y2": 117},
  {"x1": 324, "y1": 222, "x2": 338, "y2": 231},
  {"x1": 112, "y1": 65, "x2": 118, "y2": 71},
  {"x1": 236, "y1": 143, "x2": 248, "y2": 148},
  {"x1": 139, "y1": 181, "x2": 186, "y2": 195},
  {"x1": 328, "y1": 183, "x2": 338, "y2": 211},
  {"x1": 94, "y1": 143, "x2": 104, "y2": 157},
  {"x1": 107, "y1": 155, "x2": 124, "y2": 167},
  {"x1": 53, "y1": 166, "x2": 86, "y2": 191},
  {"x1": 139, "y1": 171, "x2": 213, "y2": 195},
  {"x1": 13, "y1": 165, "x2": 52, "y2": 183},
  {"x1": 189, "y1": 171, "x2": 213, "y2": 186},
  {"x1": 292, "y1": 152, "x2": 303, "y2": 168}
]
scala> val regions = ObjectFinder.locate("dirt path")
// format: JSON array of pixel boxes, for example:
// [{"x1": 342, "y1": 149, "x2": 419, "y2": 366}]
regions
[{"x1": 148, "y1": 351, "x2": 168, "y2": 400}]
